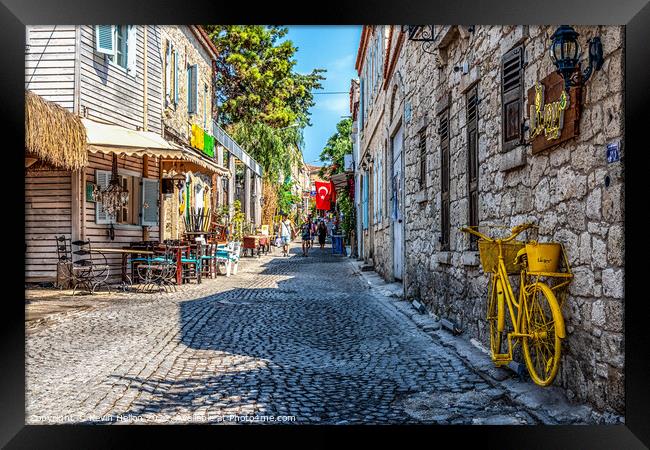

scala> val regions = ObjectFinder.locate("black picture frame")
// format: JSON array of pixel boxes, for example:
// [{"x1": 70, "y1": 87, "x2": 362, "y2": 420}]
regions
[{"x1": 5, "y1": 0, "x2": 649, "y2": 447}]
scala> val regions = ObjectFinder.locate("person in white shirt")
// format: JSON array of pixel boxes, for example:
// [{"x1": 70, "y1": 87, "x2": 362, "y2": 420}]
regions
[{"x1": 279, "y1": 213, "x2": 294, "y2": 257}]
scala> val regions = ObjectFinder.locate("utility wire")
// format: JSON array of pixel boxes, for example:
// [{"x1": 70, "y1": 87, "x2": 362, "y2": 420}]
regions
[{"x1": 313, "y1": 91, "x2": 348, "y2": 94}]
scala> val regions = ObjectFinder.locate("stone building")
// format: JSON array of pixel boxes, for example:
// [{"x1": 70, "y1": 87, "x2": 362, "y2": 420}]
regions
[
  {"x1": 398, "y1": 25, "x2": 624, "y2": 414},
  {"x1": 356, "y1": 25, "x2": 408, "y2": 281},
  {"x1": 158, "y1": 25, "x2": 230, "y2": 240}
]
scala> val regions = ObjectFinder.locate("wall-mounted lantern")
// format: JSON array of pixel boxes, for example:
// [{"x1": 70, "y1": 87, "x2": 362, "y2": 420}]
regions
[{"x1": 549, "y1": 25, "x2": 604, "y2": 92}]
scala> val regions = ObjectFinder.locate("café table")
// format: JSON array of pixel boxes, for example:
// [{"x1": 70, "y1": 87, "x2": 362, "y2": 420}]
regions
[{"x1": 91, "y1": 248, "x2": 155, "y2": 286}]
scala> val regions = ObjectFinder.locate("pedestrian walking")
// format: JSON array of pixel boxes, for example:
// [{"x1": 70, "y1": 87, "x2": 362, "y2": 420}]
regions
[
  {"x1": 317, "y1": 220, "x2": 327, "y2": 249},
  {"x1": 278, "y1": 213, "x2": 294, "y2": 257},
  {"x1": 300, "y1": 216, "x2": 313, "y2": 256}
]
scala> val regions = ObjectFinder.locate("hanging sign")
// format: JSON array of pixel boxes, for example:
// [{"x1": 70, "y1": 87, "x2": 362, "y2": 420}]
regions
[{"x1": 527, "y1": 71, "x2": 581, "y2": 154}]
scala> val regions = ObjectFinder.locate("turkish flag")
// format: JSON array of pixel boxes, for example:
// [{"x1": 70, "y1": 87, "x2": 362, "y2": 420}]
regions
[
  {"x1": 315, "y1": 181, "x2": 331, "y2": 210},
  {"x1": 330, "y1": 181, "x2": 337, "y2": 204}
]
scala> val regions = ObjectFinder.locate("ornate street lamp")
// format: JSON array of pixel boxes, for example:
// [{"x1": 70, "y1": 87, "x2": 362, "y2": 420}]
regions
[
  {"x1": 549, "y1": 25, "x2": 604, "y2": 92},
  {"x1": 93, "y1": 154, "x2": 129, "y2": 219},
  {"x1": 403, "y1": 25, "x2": 435, "y2": 42}
]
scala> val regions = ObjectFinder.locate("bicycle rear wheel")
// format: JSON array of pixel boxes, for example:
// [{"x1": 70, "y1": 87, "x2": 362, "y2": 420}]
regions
[{"x1": 522, "y1": 281, "x2": 564, "y2": 386}]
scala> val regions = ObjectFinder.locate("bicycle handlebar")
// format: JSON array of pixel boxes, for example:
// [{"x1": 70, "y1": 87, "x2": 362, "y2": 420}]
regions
[{"x1": 460, "y1": 223, "x2": 537, "y2": 242}]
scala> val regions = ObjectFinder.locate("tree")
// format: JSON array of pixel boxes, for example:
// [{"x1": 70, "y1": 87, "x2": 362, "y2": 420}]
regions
[
  {"x1": 318, "y1": 118, "x2": 352, "y2": 179},
  {"x1": 204, "y1": 26, "x2": 324, "y2": 129},
  {"x1": 203, "y1": 25, "x2": 326, "y2": 220},
  {"x1": 319, "y1": 118, "x2": 355, "y2": 241}
]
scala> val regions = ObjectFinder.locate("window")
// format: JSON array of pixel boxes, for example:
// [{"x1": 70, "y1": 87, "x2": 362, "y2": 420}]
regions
[
  {"x1": 439, "y1": 107, "x2": 450, "y2": 251},
  {"x1": 110, "y1": 25, "x2": 128, "y2": 68},
  {"x1": 95, "y1": 25, "x2": 136, "y2": 74},
  {"x1": 418, "y1": 128, "x2": 427, "y2": 188},
  {"x1": 501, "y1": 44, "x2": 525, "y2": 151},
  {"x1": 187, "y1": 64, "x2": 198, "y2": 114},
  {"x1": 164, "y1": 42, "x2": 179, "y2": 108},
  {"x1": 95, "y1": 169, "x2": 159, "y2": 226},
  {"x1": 467, "y1": 84, "x2": 479, "y2": 250}
]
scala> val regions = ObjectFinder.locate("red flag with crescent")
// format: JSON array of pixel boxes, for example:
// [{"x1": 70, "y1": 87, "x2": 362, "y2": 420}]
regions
[
  {"x1": 330, "y1": 180, "x2": 337, "y2": 204},
  {"x1": 315, "y1": 181, "x2": 331, "y2": 210}
]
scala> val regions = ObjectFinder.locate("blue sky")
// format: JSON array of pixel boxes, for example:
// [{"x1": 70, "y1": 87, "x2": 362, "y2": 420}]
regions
[{"x1": 283, "y1": 26, "x2": 361, "y2": 166}]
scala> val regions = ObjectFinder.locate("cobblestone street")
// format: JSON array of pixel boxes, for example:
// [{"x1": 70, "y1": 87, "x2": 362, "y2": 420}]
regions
[{"x1": 26, "y1": 242, "x2": 540, "y2": 425}]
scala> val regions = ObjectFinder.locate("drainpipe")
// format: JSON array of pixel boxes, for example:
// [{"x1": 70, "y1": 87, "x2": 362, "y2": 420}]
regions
[{"x1": 142, "y1": 26, "x2": 150, "y2": 242}]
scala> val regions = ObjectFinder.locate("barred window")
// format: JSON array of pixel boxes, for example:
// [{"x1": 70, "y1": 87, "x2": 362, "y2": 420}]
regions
[{"x1": 418, "y1": 129, "x2": 427, "y2": 188}]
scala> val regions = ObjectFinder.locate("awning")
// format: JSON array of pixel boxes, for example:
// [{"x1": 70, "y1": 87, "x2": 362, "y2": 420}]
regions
[
  {"x1": 330, "y1": 171, "x2": 351, "y2": 190},
  {"x1": 164, "y1": 147, "x2": 230, "y2": 176},
  {"x1": 83, "y1": 118, "x2": 182, "y2": 158},
  {"x1": 82, "y1": 118, "x2": 229, "y2": 176}
]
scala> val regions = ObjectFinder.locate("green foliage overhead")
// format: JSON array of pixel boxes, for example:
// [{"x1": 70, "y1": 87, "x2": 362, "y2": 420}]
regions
[
  {"x1": 204, "y1": 25, "x2": 325, "y2": 129},
  {"x1": 203, "y1": 25, "x2": 325, "y2": 186},
  {"x1": 319, "y1": 118, "x2": 352, "y2": 179},
  {"x1": 277, "y1": 178, "x2": 301, "y2": 215}
]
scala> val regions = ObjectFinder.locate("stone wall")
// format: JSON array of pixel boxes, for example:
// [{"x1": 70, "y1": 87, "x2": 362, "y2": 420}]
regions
[
  {"x1": 159, "y1": 26, "x2": 214, "y2": 142},
  {"x1": 159, "y1": 26, "x2": 216, "y2": 240},
  {"x1": 401, "y1": 25, "x2": 624, "y2": 414}
]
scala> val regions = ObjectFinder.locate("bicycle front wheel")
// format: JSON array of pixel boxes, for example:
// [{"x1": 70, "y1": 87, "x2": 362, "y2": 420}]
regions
[{"x1": 522, "y1": 281, "x2": 564, "y2": 386}]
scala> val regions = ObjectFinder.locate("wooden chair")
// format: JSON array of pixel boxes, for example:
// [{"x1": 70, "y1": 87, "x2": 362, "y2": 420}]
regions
[
  {"x1": 201, "y1": 243, "x2": 218, "y2": 279},
  {"x1": 180, "y1": 243, "x2": 202, "y2": 284}
]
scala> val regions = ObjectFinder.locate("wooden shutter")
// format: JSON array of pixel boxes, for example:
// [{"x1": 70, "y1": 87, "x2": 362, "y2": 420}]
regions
[
  {"x1": 362, "y1": 173, "x2": 369, "y2": 229},
  {"x1": 126, "y1": 25, "x2": 137, "y2": 76},
  {"x1": 173, "y1": 49, "x2": 178, "y2": 106},
  {"x1": 95, "y1": 25, "x2": 116, "y2": 55},
  {"x1": 164, "y1": 41, "x2": 171, "y2": 106},
  {"x1": 467, "y1": 84, "x2": 479, "y2": 250},
  {"x1": 501, "y1": 44, "x2": 524, "y2": 151},
  {"x1": 439, "y1": 108, "x2": 450, "y2": 251},
  {"x1": 95, "y1": 169, "x2": 112, "y2": 224},
  {"x1": 360, "y1": 79, "x2": 364, "y2": 130},
  {"x1": 188, "y1": 65, "x2": 198, "y2": 114},
  {"x1": 141, "y1": 178, "x2": 159, "y2": 226}
]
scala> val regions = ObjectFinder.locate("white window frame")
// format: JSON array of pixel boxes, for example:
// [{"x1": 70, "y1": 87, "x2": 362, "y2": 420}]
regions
[{"x1": 105, "y1": 25, "x2": 136, "y2": 77}]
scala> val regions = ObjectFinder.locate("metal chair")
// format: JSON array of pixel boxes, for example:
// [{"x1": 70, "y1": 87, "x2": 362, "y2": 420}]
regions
[
  {"x1": 129, "y1": 241, "x2": 158, "y2": 283},
  {"x1": 136, "y1": 244, "x2": 177, "y2": 293},
  {"x1": 66, "y1": 238, "x2": 111, "y2": 295}
]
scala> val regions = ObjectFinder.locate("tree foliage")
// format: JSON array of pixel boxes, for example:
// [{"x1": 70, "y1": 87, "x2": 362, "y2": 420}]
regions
[
  {"x1": 318, "y1": 118, "x2": 352, "y2": 179},
  {"x1": 203, "y1": 25, "x2": 325, "y2": 218},
  {"x1": 204, "y1": 26, "x2": 324, "y2": 129},
  {"x1": 277, "y1": 178, "x2": 301, "y2": 216}
]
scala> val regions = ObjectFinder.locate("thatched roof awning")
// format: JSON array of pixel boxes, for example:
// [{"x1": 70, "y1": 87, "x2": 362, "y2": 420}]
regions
[{"x1": 25, "y1": 90, "x2": 87, "y2": 171}]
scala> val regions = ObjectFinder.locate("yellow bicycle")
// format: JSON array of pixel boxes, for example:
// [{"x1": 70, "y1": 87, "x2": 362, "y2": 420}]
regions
[{"x1": 460, "y1": 223, "x2": 573, "y2": 386}]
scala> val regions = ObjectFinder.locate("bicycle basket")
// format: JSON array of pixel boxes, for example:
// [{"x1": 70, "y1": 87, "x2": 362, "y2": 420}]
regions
[
  {"x1": 478, "y1": 240, "x2": 525, "y2": 274},
  {"x1": 525, "y1": 242, "x2": 562, "y2": 273}
]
